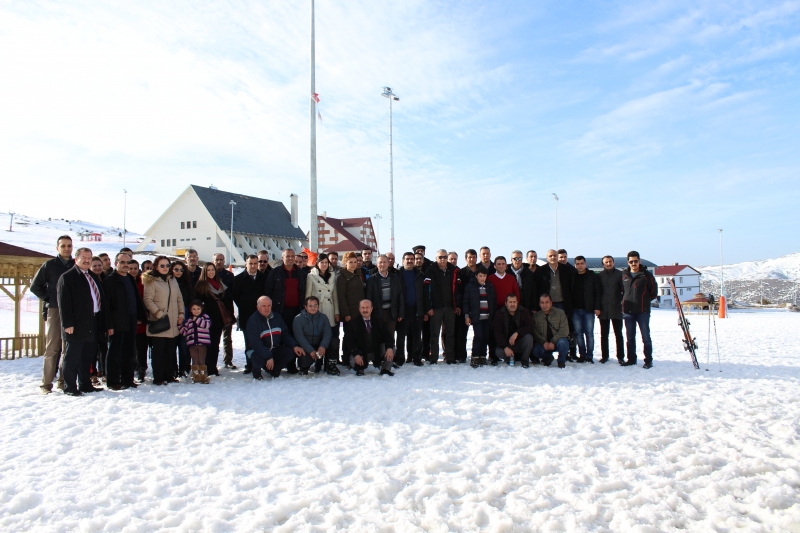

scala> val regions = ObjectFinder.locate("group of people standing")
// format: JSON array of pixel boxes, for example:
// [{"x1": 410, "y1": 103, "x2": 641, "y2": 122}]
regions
[{"x1": 31, "y1": 236, "x2": 658, "y2": 396}]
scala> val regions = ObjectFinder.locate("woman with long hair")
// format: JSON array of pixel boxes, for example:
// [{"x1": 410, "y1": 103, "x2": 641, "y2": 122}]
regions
[
  {"x1": 143, "y1": 256, "x2": 185, "y2": 385},
  {"x1": 194, "y1": 262, "x2": 233, "y2": 376},
  {"x1": 305, "y1": 253, "x2": 340, "y2": 374},
  {"x1": 171, "y1": 260, "x2": 194, "y2": 377}
]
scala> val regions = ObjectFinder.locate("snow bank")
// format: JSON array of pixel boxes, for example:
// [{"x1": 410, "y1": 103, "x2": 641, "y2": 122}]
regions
[{"x1": 1, "y1": 310, "x2": 799, "y2": 531}]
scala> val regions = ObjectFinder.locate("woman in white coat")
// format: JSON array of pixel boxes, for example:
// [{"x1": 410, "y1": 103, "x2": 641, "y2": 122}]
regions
[{"x1": 305, "y1": 253, "x2": 340, "y2": 366}]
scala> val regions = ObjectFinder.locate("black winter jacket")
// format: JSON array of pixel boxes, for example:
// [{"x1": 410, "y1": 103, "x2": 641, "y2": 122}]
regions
[
  {"x1": 492, "y1": 306, "x2": 535, "y2": 349},
  {"x1": 232, "y1": 270, "x2": 266, "y2": 329},
  {"x1": 535, "y1": 264, "x2": 574, "y2": 312},
  {"x1": 196, "y1": 286, "x2": 233, "y2": 332},
  {"x1": 622, "y1": 267, "x2": 658, "y2": 314},
  {"x1": 57, "y1": 266, "x2": 104, "y2": 343},
  {"x1": 510, "y1": 266, "x2": 539, "y2": 311},
  {"x1": 264, "y1": 265, "x2": 307, "y2": 313},
  {"x1": 424, "y1": 263, "x2": 461, "y2": 309},
  {"x1": 462, "y1": 278, "x2": 497, "y2": 324},
  {"x1": 31, "y1": 256, "x2": 74, "y2": 308},
  {"x1": 571, "y1": 270, "x2": 602, "y2": 313},
  {"x1": 344, "y1": 312, "x2": 394, "y2": 356},
  {"x1": 365, "y1": 272, "x2": 405, "y2": 320},
  {"x1": 598, "y1": 268, "x2": 624, "y2": 320},
  {"x1": 102, "y1": 271, "x2": 146, "y2": 332}
]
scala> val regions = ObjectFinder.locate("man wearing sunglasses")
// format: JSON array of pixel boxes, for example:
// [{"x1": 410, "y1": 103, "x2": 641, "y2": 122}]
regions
[
  {"x1": 423, "y1": 249, "x2": 462, "y2": 364},
  {"x1": 621, "y1": 251, "x2": 658, "y2": 369},
  {"x1": 103, "y1": 252, "x2": 146, "y2": 389},
  {"x1": 256, "y1": 250, "x2": 273, "y2": 276},
  {"x1": 509, "y1": 250, "x2": 538, "y2": 311}
]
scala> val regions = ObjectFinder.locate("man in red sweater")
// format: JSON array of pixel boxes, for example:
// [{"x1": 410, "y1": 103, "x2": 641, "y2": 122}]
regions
[{"x1": 488, "y1": 256, "x2": 521, "y2": 311}]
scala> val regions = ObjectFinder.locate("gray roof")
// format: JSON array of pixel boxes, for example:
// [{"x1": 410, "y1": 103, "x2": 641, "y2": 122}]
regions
[{"x1": 192, "y1": 185, "x2": 305, "y2": 240}]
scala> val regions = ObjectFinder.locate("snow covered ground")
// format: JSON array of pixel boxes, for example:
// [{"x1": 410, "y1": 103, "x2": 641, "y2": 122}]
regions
[{"x1": 1, "y1": 309, "x2": 799, "y2": 532}]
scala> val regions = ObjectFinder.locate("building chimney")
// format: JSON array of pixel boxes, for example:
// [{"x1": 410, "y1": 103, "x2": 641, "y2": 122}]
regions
[
  {"x1": 674, "y1": 262, "x2": 679, "y2": 266},
  {"x1": 290, "y1": 194, "x2": 298, "y2": 228}
]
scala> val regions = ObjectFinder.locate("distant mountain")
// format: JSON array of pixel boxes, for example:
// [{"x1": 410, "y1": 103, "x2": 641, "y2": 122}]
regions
[
  {"x1": 698, "y1": 252, "x2": 800, "y2": 283},
  {"x1": 0, "y1": 211, "x2": 145, "y2": 257}
]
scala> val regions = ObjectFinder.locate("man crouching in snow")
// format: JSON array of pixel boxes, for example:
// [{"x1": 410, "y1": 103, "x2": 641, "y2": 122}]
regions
[
  {"x1": 344, "y1": 300, "x2": 396, "y2": 376},
  {"x1": 246, "y1": 296, "x2": 305, "y2": 380}
]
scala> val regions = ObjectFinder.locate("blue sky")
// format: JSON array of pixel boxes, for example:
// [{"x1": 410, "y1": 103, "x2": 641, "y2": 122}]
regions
[{"x1": 1, "y1": 1, "x2": 798, "y2": 265}]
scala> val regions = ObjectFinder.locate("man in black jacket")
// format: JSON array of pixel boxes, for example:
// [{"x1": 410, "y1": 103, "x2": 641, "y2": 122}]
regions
[
  {"x1": 598, "y1": 256, "x2": 625, "y2": 364},
  {"x1": 424, "y1": 249, "x2": 461, "y2": 364},
  {"x1": 345, "y1": 300, "x2": 396, "y2": 376},
  {"x1": 365, "y1": 254, "x2": 405, "y2": 351},
  {"x1": 536, "y1": 249, "x2": 576, "y2": 360},
  {"x1": 232, "y1": 254, "x2": 266, "y2": 373},
  {"x1": 264, "y1": 249, "x2": 308, "y2": 329},
  {"x1": 492, "y1": 294, "x2": 535, "y2": 367},
  {"x1": 621, "y1": 251, "x2": 658, "y2": 369},
  {"x1": 213, "y1": 253, "x2": 237, "y2": 369},
  {"x1": 396, "y1": 252, "x2": 428, "y2": 366},
  {"x1": 103, "y1": 252, "x2": 146, "y2": 389},
  {"x1": 509, "y1": 250, "x2": 538, "y2": 311},
  {"x1": 31, "y1": 235, "x2": 74, "y2": 394},
  {"x1": 57, "y1": 247, "x2": 105, "y2": 396},
  {"x1": 571, "y1": 256, "x2": 602, "y2": 363}
]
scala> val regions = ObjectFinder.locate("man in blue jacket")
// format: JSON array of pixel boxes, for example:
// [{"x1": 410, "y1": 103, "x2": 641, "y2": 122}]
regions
[{"x1": 246, "y1": 296, "x2": 305, "y2": 379}]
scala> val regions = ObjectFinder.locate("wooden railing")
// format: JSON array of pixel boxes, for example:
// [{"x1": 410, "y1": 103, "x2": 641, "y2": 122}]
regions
[{"x1": 0, "y1": 334, "x2": 42, "y2": 360}]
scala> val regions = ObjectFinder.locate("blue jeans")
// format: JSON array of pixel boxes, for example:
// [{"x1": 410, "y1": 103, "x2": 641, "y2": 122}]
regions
[
  {"x1": 470, "y1": 319, "x2": 491, "y2": 362},
  {"x1": 533, "y1": 337, "x2": 570, "y2": 365},
  {"x1": 573, "y1": 309, "x2": 596, "y2": 361},
  {"x1": 623, "y1": 313, "x2": 652, "y2": 364}
]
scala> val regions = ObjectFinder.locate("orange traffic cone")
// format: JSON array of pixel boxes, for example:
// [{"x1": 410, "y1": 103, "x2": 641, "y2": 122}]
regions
[{"x1": 718, "y1": 295, "x2": 727, "y2": 318}]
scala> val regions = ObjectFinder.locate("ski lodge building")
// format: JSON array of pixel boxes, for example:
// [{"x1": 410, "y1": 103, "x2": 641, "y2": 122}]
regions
[
  {"x1": 134, "y1": 185, "x2": 307, "y2": 265},
  {"x1": 653, "y1": 264, "x2": 702, "y2": 307},
  {"x1": 316, "y1": 214, "x2": 377, "y2": 255}
]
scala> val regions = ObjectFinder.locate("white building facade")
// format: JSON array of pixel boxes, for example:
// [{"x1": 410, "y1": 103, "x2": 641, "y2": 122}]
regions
[
  {"x1": 134, "y1": 185, "x2": 307, "y2": 264},
  {"x1": 654, "y1": 264, "x2": 702, "y2": 307}
]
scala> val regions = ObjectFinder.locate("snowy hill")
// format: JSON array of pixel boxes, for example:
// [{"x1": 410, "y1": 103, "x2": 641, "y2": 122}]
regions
[
  {"x1": 0, "y1": 211, "x2": 148, "y2": 257},
  {"x1": 698, "y1": 252, "x2": 800, "y2": 282}
]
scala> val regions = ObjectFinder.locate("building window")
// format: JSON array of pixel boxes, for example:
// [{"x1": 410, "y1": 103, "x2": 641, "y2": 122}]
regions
[
  {"x1": 192, "y1": 221, "x2": 197, "y2": 228},
  {"x1": 181, "y1": 222, "x2": 185, "y2": 229},
  {"x1": 172, "y1": 239, "x2": 176, "y2": 246},
  {"x1": 161, "y1": 239, "x2": 165, "y2": 247},
  {"x1": 192, "y1": 238, "x2": 196, "y2": 241},
  {"x1": 680, "y1": 277, "x2": 683, "y2": 283},
  {"x1": 680, "y1": 288, "x2": 683, "y2": 295},
  {"x1": 186, "y1": 221, "x2": 191, "y2": 229}
]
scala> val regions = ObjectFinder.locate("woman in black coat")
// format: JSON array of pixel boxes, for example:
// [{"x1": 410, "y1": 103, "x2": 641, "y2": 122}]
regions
[
  {"x1": 194, "y1": 263, "x2": 233, "y2": 376},
  {"x1": 171, "y1": 260, "x2": 194, "y2": 377}
]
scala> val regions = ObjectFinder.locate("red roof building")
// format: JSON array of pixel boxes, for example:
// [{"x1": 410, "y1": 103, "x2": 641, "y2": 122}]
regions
[
  {"x1": 653, "y1": 264, "x2": 702, "y2": 308},
  {"x1": 317, "y1": 215, "x2": 377, "y2": 254}
]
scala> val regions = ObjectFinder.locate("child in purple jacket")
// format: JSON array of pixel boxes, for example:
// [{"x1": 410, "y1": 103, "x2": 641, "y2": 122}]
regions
[{"x1": 179, "y1": 300, "x2": 212, "y2": 383}]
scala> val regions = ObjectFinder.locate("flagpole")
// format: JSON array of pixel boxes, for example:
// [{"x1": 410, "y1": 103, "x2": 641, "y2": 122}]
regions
[{"x1": 309, "y1": 0, "x2": 318, "y2": 253}]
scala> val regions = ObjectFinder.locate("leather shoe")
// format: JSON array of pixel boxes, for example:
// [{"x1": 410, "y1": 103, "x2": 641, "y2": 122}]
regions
[
  {"x1": 380, "y1": 369, "x2": 395, "y2": 376},
  {"x1": 413, "y1": 361, "x2": 424, "y2": 367},
  {"x1": 599, "y1": 357, "x2": 609, "y2": 364},
  {"x1": 356, "y1": 369, "x2": 365, "y2": 376},
  {"x1": 79, "y1": 386, "x2": 103, "y2": 393},
  {"x1": 643, "y1": 362, "x2": 653, "y2": 369},
  {"x1": 64, "y1": 390, "x2": 83, "y2": 396},
  {"x1": 521, "y1": 363, "x2": 529, "y2": 368},
  {"x1": 557, "y1": 361, "x2": 566, "y2": 369},
  {"x1": 123, "y1": 382, "x2": 138, "y2": 388},
  {"x1": 225, "y1": 363, "x2": 238, "y2": 369},
  {"x1": 107, "y1": 384, "x2": 123, "y2": 391},
  {"x1": 622, "y1": 361, "x2": 637, "y2": 367}
]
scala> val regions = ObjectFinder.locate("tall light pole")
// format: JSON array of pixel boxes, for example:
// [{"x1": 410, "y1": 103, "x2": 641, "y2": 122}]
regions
[
  {"x1": 229, "y1": 200, "x2": 237, "y2": 266},
  {"x1": 552, "y1": 194, "x2": 559, "y2": 248},
  {"x1": 308, "y1": 0, "x2": 319, "y2": 253},
  {"x1": 8, "y1": 211, "x2": 14, "y2": 232},
  {"x1": 123, "y1": 189, "x2": 128, "y2": 247},
  {"x1": 718, "y1": 229, "x2": 724, "y2": 297},
  {"x1": 373, "y1": 213, "x2": 382, "y2": 253},
  {"x1": 381, "y1": 86, "x2": 399, "y2": 256}
]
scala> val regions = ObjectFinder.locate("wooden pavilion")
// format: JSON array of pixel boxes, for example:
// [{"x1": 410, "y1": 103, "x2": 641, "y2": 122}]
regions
[{"x1": 0, "y1": 242, "x2": 51, "y2": 359}]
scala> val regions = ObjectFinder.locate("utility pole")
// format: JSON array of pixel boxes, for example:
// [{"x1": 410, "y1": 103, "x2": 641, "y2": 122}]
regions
[
  {"x1": 8, "y1": 211, "x2": 14, "y2": 232},
  {"x1": 229, "y1": 200, "x2": 237, "y2": 266},
  {"x1": 308, "y1": 0, "x2": 318, "y2": 253},
  {"x1": 381, "y1": 87, "x2": 399, "y2": 256},
  {"x1": 374, "y1": 213, "x2": 382, "y2": 253}
]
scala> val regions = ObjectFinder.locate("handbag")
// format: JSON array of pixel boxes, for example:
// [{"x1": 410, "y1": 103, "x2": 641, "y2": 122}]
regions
[
  {"x1": 214, "y1": 294, "x2": 236, "y2": 328},
  {"x1": 148, "y1": 280, "x2": 172, "y2": 334}
]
